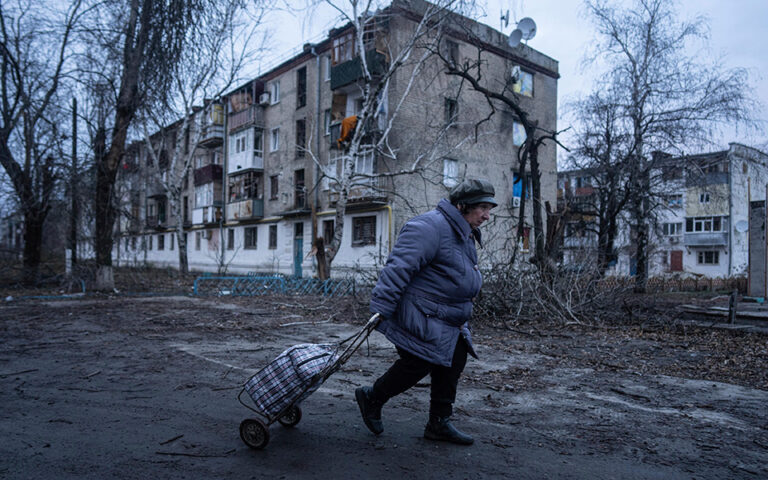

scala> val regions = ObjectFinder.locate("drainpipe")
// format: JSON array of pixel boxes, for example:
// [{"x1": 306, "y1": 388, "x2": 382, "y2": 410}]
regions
[
  {"x1": 728, "y1": 152, "x2": 733, "y2": 276},
  {"x1": 312, "y1": 45, "x2": 322, "y2": 243},
  {"x1": 220, "y1": 98, "x2": 228, "y2": 272}
]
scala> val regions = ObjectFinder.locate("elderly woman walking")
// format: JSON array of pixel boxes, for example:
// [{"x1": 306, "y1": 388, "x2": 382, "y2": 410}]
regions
[{"x1": 355, "y1": 178, "x2": 497, "y2": 445}]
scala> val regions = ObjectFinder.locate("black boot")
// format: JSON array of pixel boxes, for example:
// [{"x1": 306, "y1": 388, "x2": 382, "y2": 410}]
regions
[
  {"x1": 355, "y1": 386, "x2": 384, "y2": 435},
  {"x1": 424, "y1": 415, "x2": 474, "y2": 445}
]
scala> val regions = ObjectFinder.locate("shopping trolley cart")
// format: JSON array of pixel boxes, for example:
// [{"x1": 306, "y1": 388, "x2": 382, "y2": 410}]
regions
[{"x1": 237, "y1": 313, "x2": 380, "y2": 449}]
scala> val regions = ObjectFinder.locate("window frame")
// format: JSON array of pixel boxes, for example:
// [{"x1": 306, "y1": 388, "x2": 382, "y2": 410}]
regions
[
  {"x1": 269, "y1": 80, "x2": 280, "y2": 105},
  {"x1": 697, "y1": 250, "x2": 720, "y2": 265},
  {"x1": 268, "y1": 224, "x2": 278, "y2": 249},
  {"x1": 352, "y1": 215, "x2": 377, "y2": 247},
  {"x1": 443, "y1": 158, "x2": 459, "y2": 187},
  {"x1": 512, "y1": 121, "x2": 526, "y2": 147},
  {"x1": 296, "y1": 66, "x2": 307, "y2": 109},
  {"x1": 244, "y1": 226, "x2": 258, "y2": 249},
  {"x1": 270, "y1": 127, "x2": 280, "y2": 152},
  {"x1": 269, "y1": 175, "x2": 279, "y2": 200}
]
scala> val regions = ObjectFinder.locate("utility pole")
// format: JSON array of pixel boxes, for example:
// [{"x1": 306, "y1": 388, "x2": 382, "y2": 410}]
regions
[{"x1": 69, "y1": 97, "x2": 78, "y2": 266}]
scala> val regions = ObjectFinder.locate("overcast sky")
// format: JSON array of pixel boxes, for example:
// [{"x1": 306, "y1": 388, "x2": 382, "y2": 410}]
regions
[{"x1": 258, "y1": 0, "x2": 767, "y2": 152}]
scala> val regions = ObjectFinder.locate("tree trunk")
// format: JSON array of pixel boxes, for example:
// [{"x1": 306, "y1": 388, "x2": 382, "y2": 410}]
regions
[
  {"x1": 94, "y1": 121, "x2": 119, "y2": 291},
  {"x1": 315, "y1": 237, "x2": 329, "y2": 280},
  {"x1": 177, "y1": 228, "x2": 188, "y2": 275},
  {"x1": 530, "y1": 143, "x2": 546, "y2": 263},
  {"x1": 22, "y1": 209, "x2": 44, "y2": 285}
]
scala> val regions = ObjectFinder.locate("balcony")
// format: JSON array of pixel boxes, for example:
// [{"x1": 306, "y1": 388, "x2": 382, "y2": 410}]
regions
[
  {"x1": 574, "y1": 186, "x2": 594, "y2": 196},
  {"x1": 192, "y1": 206, "x2": 222, "y2": 225},
  {"x1": 198, "y1": 123, "x2": 224, "y2": 147},
  {"x1": 328, "y1": 179, "x2": 385, "y2": 206},
  {"x1": 226, "y1": 198, "x2": 264, "y2": 222},
  {"x1": 146, "y1": 178, "x2": 166, "y2": 199},
  {"x1": 330, "y1": 49, "x2": 388, "y2": 90},
  {"x1": 194, "y1": 164, "x2": 223, "y2": 186},
  {"x1": 228, "y1": 105, "x2": 265, "y2": 132},
  {"x1": 684, "y1": 231, "x2": 728, "y2": 247},
  {"x1": 227, "y1": 153, "x2": 263, "y2": 175},
  {"x1": 686, "y1": 171, "x2": 729, "y2": 187},
  {"x1": 145, "y1": 215, "x2": 167, "y2": 230}
]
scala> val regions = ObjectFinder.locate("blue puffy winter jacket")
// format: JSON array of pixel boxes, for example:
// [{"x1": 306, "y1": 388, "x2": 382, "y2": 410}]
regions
[{"x1": 370, "y1": 198, "x2": 481, "y2": 366}]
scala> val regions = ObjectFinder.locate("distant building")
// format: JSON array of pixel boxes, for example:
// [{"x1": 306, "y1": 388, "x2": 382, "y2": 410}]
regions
[
  {"x1": 558, "y1": 143, "x2": 768, "y2": 278},
  {"x1": 0, "y1": 212, "x2": 23, "y2": 258},
  {"x1": 112, "y1": 0, "x2": 560, "y2": 276}
]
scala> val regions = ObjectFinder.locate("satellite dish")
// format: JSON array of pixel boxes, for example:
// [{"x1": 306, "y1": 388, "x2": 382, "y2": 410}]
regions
[
  {"x1": 735, "y1": 220, "x2": 749, "y2": 233},
  {"x1": 517, "y1": 17, "x2": 537, "y2": 40},
  {"x1": 507, "y1": 29, "x2": 522, "y2": 48},
  {"x1": 500, "y1": 10, "x2": 509, "y2": 29}
]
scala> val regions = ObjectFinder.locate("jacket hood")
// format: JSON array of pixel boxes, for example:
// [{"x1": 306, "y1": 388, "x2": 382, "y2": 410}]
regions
[{"x1": 436, "y1": 198, "x2": 483, "y2": 247}]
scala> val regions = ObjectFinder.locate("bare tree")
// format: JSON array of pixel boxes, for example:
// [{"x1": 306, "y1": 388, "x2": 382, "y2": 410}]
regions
[
  {"x1": 0, "y1": 0, "x2": 83, "y2": 283},
  {"x1": 564, "y1": 89, "x2": 632, "y2": 275},
  {"x1": 584, "y1": 0, "x2": 754, "y2": 291},
  {"x1": 84, "y1": 0, "x2": 227, "y2": 290},
  {"x1": 138, "y1": 1, "x2": 262, "y2": 274}
]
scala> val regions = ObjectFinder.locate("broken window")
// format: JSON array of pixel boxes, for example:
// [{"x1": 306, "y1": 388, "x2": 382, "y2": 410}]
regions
[{"x1": 352, "y1": 216, "x2": 376, "y2": 246}]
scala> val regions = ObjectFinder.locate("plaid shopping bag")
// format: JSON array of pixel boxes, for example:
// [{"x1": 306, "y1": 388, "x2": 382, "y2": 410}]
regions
[{"x1": 244, "y1": 343, "x2": 339, "y2": 417}]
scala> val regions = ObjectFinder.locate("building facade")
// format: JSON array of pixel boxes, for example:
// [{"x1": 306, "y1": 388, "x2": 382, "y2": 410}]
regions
[
  {"x1": 113, "y1": 0, "x2": 559, "y2": 276},
  {"x1": 558, "y1": 143, "x2": 768, "y2": 278}
]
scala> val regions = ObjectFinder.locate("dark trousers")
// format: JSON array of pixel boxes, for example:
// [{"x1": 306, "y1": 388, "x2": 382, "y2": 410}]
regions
[{"x1": 371, "y1": 338, "x2": 468, "y2": 418}]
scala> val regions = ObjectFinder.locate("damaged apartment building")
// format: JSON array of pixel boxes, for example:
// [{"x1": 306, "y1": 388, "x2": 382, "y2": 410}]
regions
[
  {"x1": 112, "y1": 0, "x2": 559, "y2": 276},
  {"x1": 558, "y1": 143, "x2": 768, "y2": 279}
]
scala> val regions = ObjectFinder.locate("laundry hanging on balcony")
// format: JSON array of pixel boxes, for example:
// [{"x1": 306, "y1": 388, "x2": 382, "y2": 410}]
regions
[{"x1": 337, "y1": 115, "x2": 358, "y2": 149}]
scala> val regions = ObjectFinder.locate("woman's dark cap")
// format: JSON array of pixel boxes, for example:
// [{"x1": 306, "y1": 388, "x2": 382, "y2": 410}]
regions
[{"x1": 449, "y1": 178, "x2": 498, "y2": 207}]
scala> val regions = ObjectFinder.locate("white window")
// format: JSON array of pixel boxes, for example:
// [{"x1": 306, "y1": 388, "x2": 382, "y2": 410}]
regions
[
  {"x1": 324, "y1": 156, "x2": 337, "y2": 191},
  {"x1": 253, "y1": 129, "x2": 263, "y2": 158},
  {"x1": 662, "y1": 222, "x2": 682, "y2": 236},
  {"x1": 699, "y1": 192, "x2": 710, "y2": 204},
  {"x1": 697, "y1": 250, "x2": 719, "y2": 265},
  {"x1": 354, "y1": 149, "x2": 374, "y2": 175},
  {"x1": 686, "y1": 216, "x2": 724, "y2": 233},
  {"x1": 195, "y1": 184, "x2": 214, "y2": 208},
  {"x1": 324, "y1": 109, "x2": 331, "y2": 136},
  {"x1": 324, "y1": 55, "x2": 331, "y2": 81},
  {"x1": 270, "y1": 127, "x2": 280, "y2": 152},
  {"x1": 269, "y1": 80, "x2": 280, "y2": 104},
  {"x1": 513, "y1": 121, "x2": 526, "y2": 146},
  {"x1": 443, "y1": 159, "x2": 459, "y2": 187}
]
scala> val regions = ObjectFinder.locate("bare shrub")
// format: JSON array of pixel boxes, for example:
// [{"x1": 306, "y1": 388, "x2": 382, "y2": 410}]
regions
[{"x1": 475, "y1": 257, "x2": 633, "y2": 328}]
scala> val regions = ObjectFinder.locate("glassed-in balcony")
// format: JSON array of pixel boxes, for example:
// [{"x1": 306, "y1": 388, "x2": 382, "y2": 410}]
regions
[
  {"x1": 192, "y1": 205, "x2": 222, "y2": 225},
  {"x1": 684, "y1": 232, "x2": 728, "y2": 246},
  {"x1": 194, "y1": 164, "x2": 223, "y2": 186},
  {"x1": 330, "y1": 49, "x2": 388, "y2": 90},
  {"x1": 198, "y1": 123, "x2": 224, "y2": 147}
]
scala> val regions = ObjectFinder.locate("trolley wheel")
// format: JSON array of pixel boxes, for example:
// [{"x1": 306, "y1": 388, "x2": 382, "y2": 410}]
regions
[
  {"x1": 277, "y1": 405, "x2": 302, "y2": 428},
  {"x1": 240, "y1": 418, "x2": 270, "y2": 450}
]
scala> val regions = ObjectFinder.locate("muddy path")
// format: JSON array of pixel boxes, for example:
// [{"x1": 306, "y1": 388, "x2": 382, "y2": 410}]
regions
[{"x1": 1, "y1": 296, "x2": 766, "y2": 479}]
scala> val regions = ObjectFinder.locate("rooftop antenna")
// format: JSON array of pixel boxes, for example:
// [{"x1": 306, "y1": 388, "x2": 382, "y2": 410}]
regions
[{"x1": 500, "y1": 10, "x2": 510, "y2": 32}]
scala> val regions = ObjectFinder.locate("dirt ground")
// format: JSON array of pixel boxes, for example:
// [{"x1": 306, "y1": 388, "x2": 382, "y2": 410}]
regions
[{"x1": 1, "y1": 294, "x2": 766, "y2": 479}]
